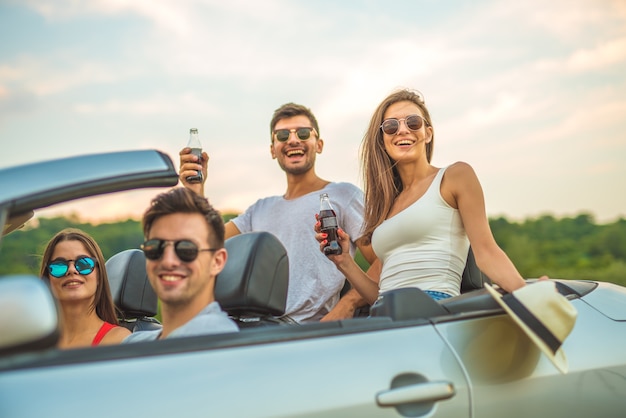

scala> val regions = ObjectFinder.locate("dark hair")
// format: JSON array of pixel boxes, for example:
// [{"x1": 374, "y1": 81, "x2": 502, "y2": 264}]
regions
[
  {"x1": 269, "y1": 102, "x2": 320, "y2": 141},
  {"x1": 39, "y1": 228, "x2": 119, "y2": 325},
  {"x1": 142, "y1": 187, "x2": 225, "y2": 249}
]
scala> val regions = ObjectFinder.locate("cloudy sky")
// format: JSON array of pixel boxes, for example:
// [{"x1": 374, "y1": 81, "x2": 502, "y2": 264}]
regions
[{"x1": 1, "y1": 0, "x2": 625, "y2": 224}]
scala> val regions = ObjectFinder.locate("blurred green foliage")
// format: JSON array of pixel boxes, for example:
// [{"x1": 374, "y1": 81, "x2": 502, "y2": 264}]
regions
[
  {"x1": 2, "y1": 212, "x2": 625, "y2": 288},
  {"x1": 489, "y1": 213, "x2": 626, "y2": 287}
]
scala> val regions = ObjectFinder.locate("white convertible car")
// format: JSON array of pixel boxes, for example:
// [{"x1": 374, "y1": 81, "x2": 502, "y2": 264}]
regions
[{"x1": 0, "y1": 150, "x2": 625, "y2": 418}]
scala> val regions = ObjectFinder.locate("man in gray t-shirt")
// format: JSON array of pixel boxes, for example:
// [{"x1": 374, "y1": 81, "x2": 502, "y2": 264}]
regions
[{"x1": 180, "y1": 103, "x2": 376, "y2": 322}]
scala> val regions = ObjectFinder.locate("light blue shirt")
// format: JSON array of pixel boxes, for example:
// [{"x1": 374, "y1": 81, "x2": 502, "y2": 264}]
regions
[{"x1": 123, "y1": 301, "x2": 239, "y2": 343}]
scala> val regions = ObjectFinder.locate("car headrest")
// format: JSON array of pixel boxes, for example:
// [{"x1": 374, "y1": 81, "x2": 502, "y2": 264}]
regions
[
  {"x1": 460, "y1": 247, "x2": 491, "y2": 293},
  {"x1": 216, "y1": 231, "x2": 289, "y2": 317},
  {"x1": 106, "y1": 249, "x2": 158, "y2": 319}
]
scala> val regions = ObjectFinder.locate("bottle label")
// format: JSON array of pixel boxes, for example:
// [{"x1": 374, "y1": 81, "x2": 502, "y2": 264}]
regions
[{"x1": 321, "y1": 217, "x2": 338, "y2": 229}]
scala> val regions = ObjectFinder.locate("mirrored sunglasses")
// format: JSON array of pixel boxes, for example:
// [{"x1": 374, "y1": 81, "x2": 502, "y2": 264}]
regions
[
  {"x1": 48, "y1": 256, "x2": 97, "y2": 278},
  {"x1": 380, "y1": 114, "x2": 428, "y2": 135},
  {"x1": 141, "y1": 239, "x2": 217, "y2": 262},
  {"x1": 273, "y1": 127, "x2": 316, "y2": 142}
]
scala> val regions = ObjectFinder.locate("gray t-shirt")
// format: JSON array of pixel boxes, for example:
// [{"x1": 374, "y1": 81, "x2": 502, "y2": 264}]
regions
[
  {"x1": 123, "y1": 301, "x2": 239, "y2": 343},
  {"x1": 232, "y1": 182, "x2": 365, "y2": 322}
]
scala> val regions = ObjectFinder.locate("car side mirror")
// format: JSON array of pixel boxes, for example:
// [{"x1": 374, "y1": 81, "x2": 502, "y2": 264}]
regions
[{"x1": 0, "y1": 275, "x2": 60, "y2": 356}]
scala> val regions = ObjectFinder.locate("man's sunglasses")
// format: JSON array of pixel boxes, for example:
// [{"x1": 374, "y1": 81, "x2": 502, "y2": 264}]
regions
[
  {"x1": 141, "y1": 239, "x2": 217, "y2": 262},
  {"x1": 273, "y1": 127, "x2": 317, "y2": 142},
  {"x1": 48, "y1": 256, "x2": 97, "y2": 278},
  {"x1": 380, "y1": 114, "x2": 429, "y2": 135}
]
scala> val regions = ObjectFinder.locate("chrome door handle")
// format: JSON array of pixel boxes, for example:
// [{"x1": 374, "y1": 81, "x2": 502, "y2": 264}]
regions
[{"x1": 376, "y1": 381, "x2": 455, "y2": 406}]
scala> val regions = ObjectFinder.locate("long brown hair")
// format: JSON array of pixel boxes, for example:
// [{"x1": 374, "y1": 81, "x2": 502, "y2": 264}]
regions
[
  {"x1": 359, "y1": 89, "x2": 435, "y2": 244},
  {"x1": 40, "y1": 228, "x2": 119, "y2": 324}
]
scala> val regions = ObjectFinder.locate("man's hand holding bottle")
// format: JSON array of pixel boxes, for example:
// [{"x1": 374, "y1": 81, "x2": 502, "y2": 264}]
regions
[{"x1": 179, "y1": 128, "x2": 208, "y2": 197}]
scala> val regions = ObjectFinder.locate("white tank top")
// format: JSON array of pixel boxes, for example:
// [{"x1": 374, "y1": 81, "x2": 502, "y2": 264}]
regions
[{"x1": 371, "y1": 166, "x2": 469, "y2": 296}]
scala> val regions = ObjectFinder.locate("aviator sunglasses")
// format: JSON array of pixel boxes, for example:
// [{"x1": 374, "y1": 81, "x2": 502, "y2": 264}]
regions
[
  {"x1": 273, "y1": 127, "x2": 317, "y2": 142},
  {"x1": 380, "y1": 114, "x2": 429, "y2": 135},
  {"x1": 141, "y1": 239, "x2": 217, "y2": 262},
  {"x1": 48, "y1": 256, "x2": 97, "y2": 278}
]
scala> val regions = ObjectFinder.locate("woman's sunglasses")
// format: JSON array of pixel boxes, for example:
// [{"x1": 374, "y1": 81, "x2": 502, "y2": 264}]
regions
[
  {"x1": 273, "y1": 127, "x2": 317, "y2": 142},
  {"x1": 48, "y1": 256, "x2": 97, "y2": 278},
  {"x1": 141, "y1": 239, "x2": 217, "y2": 262},
  {"x1": 380, "y1": 114, "x2": 429, "y2": 135}
]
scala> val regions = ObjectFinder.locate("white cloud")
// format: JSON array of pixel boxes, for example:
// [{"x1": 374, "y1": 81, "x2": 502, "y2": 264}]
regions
[
  {"x1": 565, "y1": 37, "x2": 626, "y2": 72},
  {"x1": 73, "y1": 92, "x2": 220, "y2": 115},
  {"x1": 527, "y1": 0, "x2": 626, "y2": 39},
  {"x1": 466, "y1": 93, "x2": 524, "y2": 126},
  {"x1": 534, "y1": 36, "x2": 626, "y2": 74},
  {"x1": 0, "y1": 55, "x2": 130, "y2": 97},
  {"x1": 2, "y1": 0, "x2": 626, "y2": 222}
]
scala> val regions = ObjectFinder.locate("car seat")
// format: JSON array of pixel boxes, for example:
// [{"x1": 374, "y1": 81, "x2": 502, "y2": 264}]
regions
[
  {"x1": 460, "y1": 246, "x2": 491, "y2": 293},
  {"x1": 106, "y1": 249, "x2": 162, "y2": 332},
  {"x1": 216, "y1": 231, "x2": 291, "y2": 327}
]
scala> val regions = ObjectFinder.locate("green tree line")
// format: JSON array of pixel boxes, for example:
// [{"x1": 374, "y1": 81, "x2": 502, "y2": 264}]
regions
[{"x1": 1, "y1": 212, "x2": 625, "y2": 287}]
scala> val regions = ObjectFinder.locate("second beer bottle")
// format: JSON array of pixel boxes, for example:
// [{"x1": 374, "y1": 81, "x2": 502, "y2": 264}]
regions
[{"x1": 319, "y1": 193, "x2": 342, "y2": 255}]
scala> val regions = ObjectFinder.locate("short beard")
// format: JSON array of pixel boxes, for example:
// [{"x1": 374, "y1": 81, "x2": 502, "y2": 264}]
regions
[
  {"x1": 277, "y1": 157, "x2": 315, "y2": 175},
  {"x1": 159, "y1": 293, "x2": 193, "y2": 309},
  {"x1": 278, "y1": 159, "x2": 313, "y2": 175}
]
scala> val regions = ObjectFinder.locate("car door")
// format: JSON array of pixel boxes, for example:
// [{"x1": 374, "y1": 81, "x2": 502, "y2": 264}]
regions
[
  {"x1": 0, "y1": 319, "x2": 471, "y2": 418},
  {"x1": 437, "y1": 299, "x2": 626, "y2": 418}
]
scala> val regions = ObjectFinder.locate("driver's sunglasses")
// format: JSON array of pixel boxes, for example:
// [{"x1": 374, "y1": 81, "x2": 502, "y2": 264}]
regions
[
  {"x1": 48, "y1": 256, "x2": 97, "y2": 278},
  {"x1": 273, "y1": 127, "x2": 317, "y2": 142},
  {"x1": 380, "y1": 114, "x2": 429, "y2": 135},
  {"x1": 141, "y1": 239, "x2": 217, "y2": 262}
]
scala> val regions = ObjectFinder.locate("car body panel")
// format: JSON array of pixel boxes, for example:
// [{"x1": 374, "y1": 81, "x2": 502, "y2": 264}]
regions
[
  {"x1": 0, "y1": 276, "x2": 58, "y2": 351},
  {"x1": 0, "y1": 149, "x2": 177, "y2": 226},
  {"x1": 439, "y1": 299, "x2": 626, "y2": 418},
  {"x1": 0, "y1": 321, "x2": 471, "y2": 418},
  {"x1": 579, "y1": 281, "x2": 626, "y2": 320}
]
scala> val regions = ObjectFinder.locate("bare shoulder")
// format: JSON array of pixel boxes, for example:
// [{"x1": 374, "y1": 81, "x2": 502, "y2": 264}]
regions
[
  {"x1": 445, "y1": 161, "x2": 476, "y2": 178},
  {"x1": 102, "y1": 325, "x2": 132, "y2": 345},
  {"x1": 440, "y1": 162, "x2": 482, "y2": 207}
]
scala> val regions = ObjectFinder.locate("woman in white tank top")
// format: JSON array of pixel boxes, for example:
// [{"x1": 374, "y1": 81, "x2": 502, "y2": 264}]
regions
[{"x1": 315, "y1": 89, "x2": 537, "y2": 304}]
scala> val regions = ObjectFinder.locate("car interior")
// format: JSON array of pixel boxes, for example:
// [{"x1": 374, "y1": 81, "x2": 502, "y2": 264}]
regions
[
  {"x1": 108, "y1": 231, "x2": 577, "y2": 332},
  {"x1": 0, "y1": 231, "x2": 598, "y2": 370}
]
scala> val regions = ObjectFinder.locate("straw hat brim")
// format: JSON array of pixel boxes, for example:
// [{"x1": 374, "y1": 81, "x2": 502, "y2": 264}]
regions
[{"x1": 485, "y1": 283, "x2": 568, "y2": 374}]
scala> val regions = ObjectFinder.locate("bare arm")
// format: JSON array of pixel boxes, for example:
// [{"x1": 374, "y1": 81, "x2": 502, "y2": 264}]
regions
[
  {"x1": 179, "y1": 147, "x2": 241, "y2": 241},
  {"x1": 333, "y1": 248, "x2": 381, "y2": 306},
  {"x1": 320, "y1": 235, "x2": 380, "y2": 321},
  {"x1": 445, "y1": 162, "x2": 526, "y2": 292},
  {"x1": 100, "y1": 326, "x2": 131, "y2": 346},
  {"x1": 224, "y1": 221, "x2": 241, "y2": 240},
  {"x1": 316, "y1": 223, "x2": 382, "y2": 305}
]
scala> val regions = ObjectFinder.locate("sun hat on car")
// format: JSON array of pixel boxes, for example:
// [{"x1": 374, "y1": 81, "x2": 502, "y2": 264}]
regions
[{"x1": 484, "y1": 280, "x2": 578, "y2": 374}]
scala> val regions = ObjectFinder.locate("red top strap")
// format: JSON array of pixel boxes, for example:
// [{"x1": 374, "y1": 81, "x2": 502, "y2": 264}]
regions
[{"x1": 91, "y1": 322, "x2": 117, "y2": 346}]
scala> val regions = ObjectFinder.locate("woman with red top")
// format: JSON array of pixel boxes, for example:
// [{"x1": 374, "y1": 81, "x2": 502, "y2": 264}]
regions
[{"x1": 40, "y1": 228, "x2": 130, "y2": 349}]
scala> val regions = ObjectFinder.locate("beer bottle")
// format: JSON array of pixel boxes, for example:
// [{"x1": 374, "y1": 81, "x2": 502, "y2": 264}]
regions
[
  {"x1": 186, "y1": 128, "x2": 203, "y2": 184},
  {"x1": 319, "y1": 193, "x2": 342, "y2": 255}
]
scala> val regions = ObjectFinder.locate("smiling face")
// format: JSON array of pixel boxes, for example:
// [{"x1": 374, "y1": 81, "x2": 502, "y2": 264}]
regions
[
  {"x1": 270, "y1": 115, "x2": 323, "y2": 175},
  {"x1": 382, "y1": 100, "x2": 433, "y2": 164},
  {"x1": 145, "y1": 212, "x2": 226, "y2": 313},
  {"x1": 48, "y1": 239, "x2": 99, "y2": 305}
]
